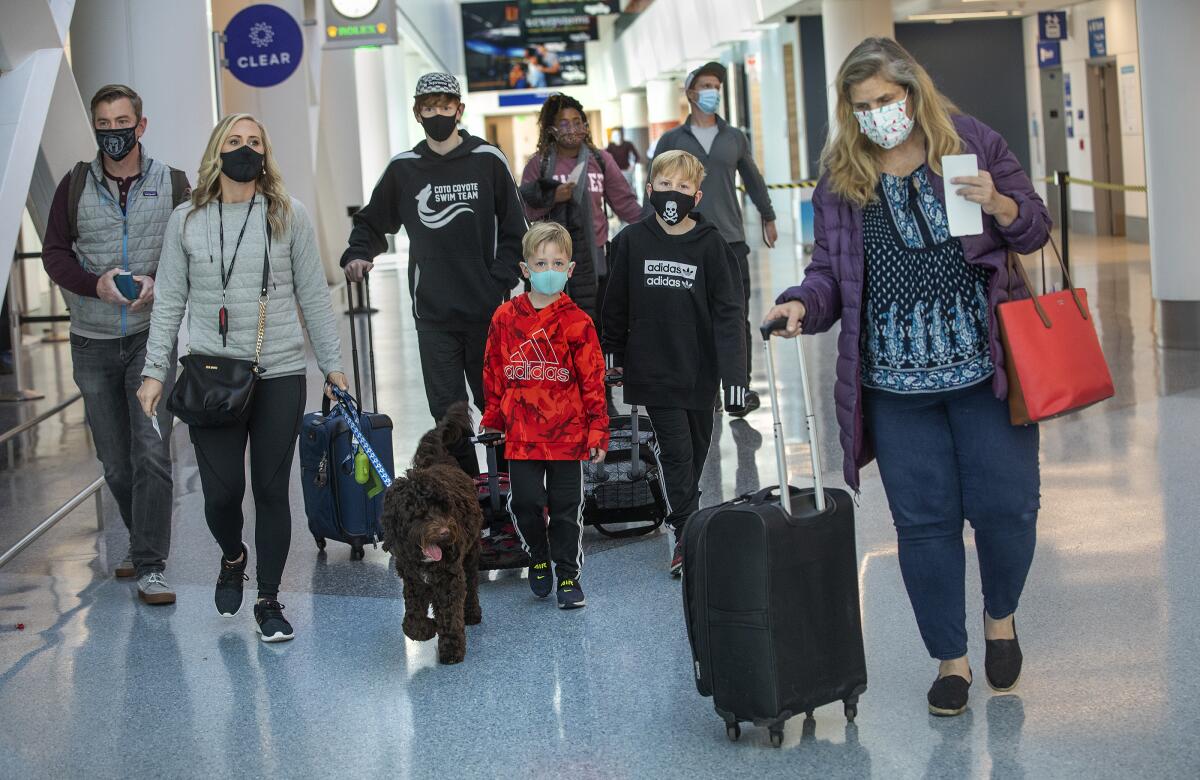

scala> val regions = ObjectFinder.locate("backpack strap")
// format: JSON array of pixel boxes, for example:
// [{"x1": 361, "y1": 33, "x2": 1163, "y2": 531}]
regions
[
  {"x1": 65, "y1": 161, "x2": 91, "y2": 244},
  {"x1": 168, "y1": 167, "x2": 191, "y2": 209}
]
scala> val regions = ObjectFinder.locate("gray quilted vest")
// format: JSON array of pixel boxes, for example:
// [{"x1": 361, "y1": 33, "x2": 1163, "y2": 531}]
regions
[{"x1": 63, "y1": 154, "x2": 180, "y2": 338}]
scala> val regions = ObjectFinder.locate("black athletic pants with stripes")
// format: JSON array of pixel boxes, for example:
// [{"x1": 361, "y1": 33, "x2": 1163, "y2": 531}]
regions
[
  {"x1": 646, "y1": 406, "x2": 716, "y2": 534},
  {"x1": 508, "y1": 459, "x2": 584, "y2": 581}
]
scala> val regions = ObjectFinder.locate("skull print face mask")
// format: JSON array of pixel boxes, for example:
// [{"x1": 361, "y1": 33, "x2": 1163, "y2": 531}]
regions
[{"x1": 649, "y1": 188, "x2": 696, "y2": 226}]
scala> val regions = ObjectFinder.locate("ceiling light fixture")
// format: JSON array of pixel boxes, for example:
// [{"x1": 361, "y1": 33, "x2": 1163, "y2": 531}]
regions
[{"x1": 908, "y1": 11, "x2": 1014, "y2": 21}]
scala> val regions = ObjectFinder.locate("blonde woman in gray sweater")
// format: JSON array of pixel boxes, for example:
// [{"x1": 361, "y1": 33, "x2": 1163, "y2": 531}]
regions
[{"x1": 137, "y1": 114, "x2": 346, "y2": 642}]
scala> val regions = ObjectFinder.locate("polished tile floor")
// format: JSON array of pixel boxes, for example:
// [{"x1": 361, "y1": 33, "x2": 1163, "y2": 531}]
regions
[{"x1": 1, "y1": 226, "x2": 1198, "y2": 778}]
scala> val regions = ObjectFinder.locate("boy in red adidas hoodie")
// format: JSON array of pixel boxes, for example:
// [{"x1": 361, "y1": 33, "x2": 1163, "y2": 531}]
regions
[{"x1": 481, "y1": 222, "x2": 609, "y2": 609}]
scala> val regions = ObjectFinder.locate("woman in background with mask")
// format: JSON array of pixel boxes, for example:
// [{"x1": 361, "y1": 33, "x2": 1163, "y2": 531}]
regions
[
  {"x1": 763, "y1": 37, "x2": 1051, "y2": 717},
  {"x1": 520, "y1": 93, "x2": 644, "y2": 326},
  {"x1": 137, "y1": 113, "x2": 347, "y2": 643}
]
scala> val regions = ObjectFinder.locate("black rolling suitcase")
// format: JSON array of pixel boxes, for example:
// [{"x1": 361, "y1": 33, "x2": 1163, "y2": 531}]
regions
[
  {"x1": 682, "y1": 320, "x2": 867, "y2": 747},
  {"x1": 582, "y1": 401, "x2": 669, "y2": 537},
  {"x1": 473, "y1": 432, "x2": 530, "y2": 570}
]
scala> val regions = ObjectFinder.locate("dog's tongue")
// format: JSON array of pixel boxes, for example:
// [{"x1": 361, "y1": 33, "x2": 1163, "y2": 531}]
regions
[{"x1": 422, "y1": 545, "x2": 443, "y2": 562}]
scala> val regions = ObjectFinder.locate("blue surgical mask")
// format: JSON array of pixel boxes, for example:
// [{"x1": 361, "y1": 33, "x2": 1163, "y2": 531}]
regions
[
  {"x1": 529, "y1": 269, "x2": 569, "y2": 296},
  {"x1": 695, "y1": 88, "x2": 720, "y2": 114}
]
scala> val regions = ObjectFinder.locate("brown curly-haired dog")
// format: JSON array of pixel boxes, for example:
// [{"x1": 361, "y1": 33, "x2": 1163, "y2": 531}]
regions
[{"x1": 381, "y1": 402, "x2": 483, "y2": 664}]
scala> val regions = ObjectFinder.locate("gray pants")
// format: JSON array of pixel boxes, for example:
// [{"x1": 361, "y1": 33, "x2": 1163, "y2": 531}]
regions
[{"x1": 71, "y1": 330, "x2": 174, "y2": 575}]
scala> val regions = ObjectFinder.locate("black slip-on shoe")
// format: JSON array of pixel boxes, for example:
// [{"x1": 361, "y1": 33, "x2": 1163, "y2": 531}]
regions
[
  {"x1": 985, "y1": 619, "x2": 1023, "y2": 692},
  {"x1": 928, "y1": 673, "x2": 972, "y2": 717},
  {"x1": 556, "y1": 578, "x2": 586, "y2": 610},
  {"x1": 529, "y1": 560, "x2": 553, "y2": 599}
]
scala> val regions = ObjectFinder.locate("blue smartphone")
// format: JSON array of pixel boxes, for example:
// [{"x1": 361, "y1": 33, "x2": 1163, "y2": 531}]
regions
[{"x1": 115, "y1": 271, "x2": 141, "y2": 301}]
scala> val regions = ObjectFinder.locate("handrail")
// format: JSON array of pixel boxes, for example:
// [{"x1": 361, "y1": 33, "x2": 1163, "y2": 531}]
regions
[
  {"x1": 0, "y1": 476, "x2": 105, "y2": 569},
  {"x1": 0, "y1": 392, "x2": 83, "y2": 447}
]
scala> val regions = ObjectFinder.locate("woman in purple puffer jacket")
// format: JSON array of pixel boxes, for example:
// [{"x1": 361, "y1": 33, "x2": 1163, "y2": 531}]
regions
[{"x1": 764, "y1": 38, "x2": 1051, "y2": 717}]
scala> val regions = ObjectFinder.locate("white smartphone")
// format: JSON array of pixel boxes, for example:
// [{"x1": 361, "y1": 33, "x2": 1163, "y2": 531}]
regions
[{"x1": 942, "y1": 153, "x2": 984, "y2": 237}]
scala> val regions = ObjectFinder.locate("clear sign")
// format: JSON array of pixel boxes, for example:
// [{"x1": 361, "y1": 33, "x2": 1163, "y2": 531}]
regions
[
  {"x1": 1038, "y1": 11, "x2": 1067, "y2": 41},
  {"x1": 1037, "y1": 41, "x2": 1061, "y2": 69},
  {"x1": 224, "y1": 4, "x2": 303, "y2": 88},
  {"x1": 1088, "y1": 17, "x2": 1107, "y2": 58}
]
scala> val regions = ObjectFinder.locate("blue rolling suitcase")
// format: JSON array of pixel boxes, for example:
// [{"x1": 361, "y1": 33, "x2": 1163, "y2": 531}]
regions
[{"x1": 300, "y1": 276, "x2": 393, "y2": 560}]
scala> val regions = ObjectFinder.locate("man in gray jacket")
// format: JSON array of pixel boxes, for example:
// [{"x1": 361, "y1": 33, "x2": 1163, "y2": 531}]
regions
[
  {"x1": 649, "y1": 62, "x2": 777, "y2": 416},
  {"x1": 41, "y1": 85, "x2": 188, "y2": 605}
]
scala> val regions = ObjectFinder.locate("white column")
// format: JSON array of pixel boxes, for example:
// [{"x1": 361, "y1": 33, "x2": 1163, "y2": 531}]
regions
[
  {"x1": 646, "y1": 78, "x2": 682, "y2": 147},
  {"x1": 382, "y1": 41, "x2": 411, "y2": 155},
  {"x1": 354, "y1": 47, "x2": 391, "y2": 207},
  {"x1": 69, "y1": 0, "x2": 215, "y2": 178},
  {"x1": 1137, "y1": 0, "x2": 1200, "y2": 349},
  {"x1": 821, "y1": 0, "x2": 894, "y2": 121}
]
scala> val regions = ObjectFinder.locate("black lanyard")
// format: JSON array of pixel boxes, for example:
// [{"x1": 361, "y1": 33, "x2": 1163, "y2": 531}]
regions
[{"x1": 214, "y1": 196, "x2": 257, "y2": 347}]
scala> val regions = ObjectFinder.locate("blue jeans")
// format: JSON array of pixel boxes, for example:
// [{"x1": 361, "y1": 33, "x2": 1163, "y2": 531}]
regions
[
  {"x1": 71, "y1": 330, "x2": 175, "y2": 575},
  {"x1": 863, "y1": 380, "x2": 1040, "y2": 660}
]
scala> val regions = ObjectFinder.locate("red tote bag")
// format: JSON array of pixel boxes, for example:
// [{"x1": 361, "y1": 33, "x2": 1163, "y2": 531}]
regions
[{"x1": 996, "y1": 240, "x2": 1115, "y2": 425}]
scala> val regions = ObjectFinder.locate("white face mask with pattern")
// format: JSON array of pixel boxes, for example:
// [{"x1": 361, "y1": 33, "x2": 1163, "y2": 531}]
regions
[{"x1": 853, "y1": 92, "x2": 915, "y2": 150}]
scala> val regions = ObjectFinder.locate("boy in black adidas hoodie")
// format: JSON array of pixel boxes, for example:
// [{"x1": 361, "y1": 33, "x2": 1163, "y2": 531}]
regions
[
  {"x1": 602, "y1": 150, "x2": 748, "y2": 577},
  {"x1": 341, "y1": 73, "x2": 527, "y2": 474}
]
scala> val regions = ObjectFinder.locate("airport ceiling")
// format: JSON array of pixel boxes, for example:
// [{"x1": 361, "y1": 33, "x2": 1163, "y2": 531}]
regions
[{"x1": 776, "y1": 0, "x2": 1095, "y2": 23}]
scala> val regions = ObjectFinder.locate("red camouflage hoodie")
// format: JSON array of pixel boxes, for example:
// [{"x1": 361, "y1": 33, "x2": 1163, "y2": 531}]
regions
[{"x1": 482, "y1": 293, "x2": 609, "y2": 460}]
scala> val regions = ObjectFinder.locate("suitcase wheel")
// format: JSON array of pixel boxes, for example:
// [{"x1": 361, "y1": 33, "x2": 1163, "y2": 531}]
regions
[
  {"x1": 844, "y1": 698, "x2": 858, "y2": 723},
  {"x1": 313, "y1": 534, "x2": 326, "y2": 551},
  {"x1": 769, "y1": 728, "x2": 783, "y2": 748},
  {"x1": 725, "y1": 723, "x2": 740, "y2": 742},
  {"x1": 350, "y1": 540, "x2": 366, "y2": 561}
]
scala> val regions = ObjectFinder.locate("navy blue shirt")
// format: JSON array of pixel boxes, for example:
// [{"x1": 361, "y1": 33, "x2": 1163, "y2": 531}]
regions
[{"x1": 860, "y1": 165, "x2": 994, "y2": 394}]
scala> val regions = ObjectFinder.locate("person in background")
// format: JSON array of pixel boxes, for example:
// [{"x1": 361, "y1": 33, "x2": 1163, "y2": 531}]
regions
[
  {"x1": 521, "y1": 93, "x2": 644, "y2": 327},
  {"x1": 764, "y1": 37, "x2": 1050, "y2": 717},
  {"x1": 650, "y1": 62, "x2": 778, "y2": 417},
  {"x1": 603, "y1": 150, "x2": 748, "y2": 578},
  {"x1": 138, "y1": 113, "x2": 348, "y2": 643},
  {"x1": 606, "y1": 128, "x2": 641, "y2": 191},
  {"x1": 341, "y1": 73, "x2": 526, "y2": 476},
  {"x1": 40, "y1": 84, "x2": 189, "y2": 605}
]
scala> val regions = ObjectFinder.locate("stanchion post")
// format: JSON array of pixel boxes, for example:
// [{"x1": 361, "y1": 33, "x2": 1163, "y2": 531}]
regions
[
  {"x1": 1056, "y1": 170, "x2": 1071, "y2": 283},
  {"x1": 2, "y1": 235, "x2": 46, "y2": 403}
]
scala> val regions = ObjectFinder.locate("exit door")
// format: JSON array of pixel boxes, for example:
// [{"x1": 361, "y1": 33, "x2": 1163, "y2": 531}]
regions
[
  {"x1": 1040, "y1": 67, "x2": 1069, "y2": 226},
  {"x1": 1086, "y1": 62, "x2": 1125, "y2": 236}
]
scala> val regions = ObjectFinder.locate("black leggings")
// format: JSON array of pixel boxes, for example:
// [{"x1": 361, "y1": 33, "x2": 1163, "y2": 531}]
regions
[{"x1": 190, "y1": 375, "x2": 306, "y2": 598}]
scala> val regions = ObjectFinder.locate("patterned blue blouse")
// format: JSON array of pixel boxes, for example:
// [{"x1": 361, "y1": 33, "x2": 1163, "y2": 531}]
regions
[{"x1": 860, "y1": 165, "x2": 994, "y2": 394}]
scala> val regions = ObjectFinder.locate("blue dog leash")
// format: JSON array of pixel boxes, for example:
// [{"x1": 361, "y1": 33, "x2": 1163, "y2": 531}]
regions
[{"x1": 330, "y1": 385, "x2": 393, "y2": 488}]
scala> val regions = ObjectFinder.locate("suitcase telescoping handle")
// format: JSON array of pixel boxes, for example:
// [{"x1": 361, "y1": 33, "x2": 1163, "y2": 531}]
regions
[
  {"x1": 347, "y1": 275, "x2": 380, "y2": 413},
  {"x1": 605, "y1": 373, "x2": 644, "y2": 479},
  {"x1": 760, "y1": 318, "x2": 826, "y2": 515},
  {"x1": 472, "y1": 432, "x2": 504, "y2": 514}
]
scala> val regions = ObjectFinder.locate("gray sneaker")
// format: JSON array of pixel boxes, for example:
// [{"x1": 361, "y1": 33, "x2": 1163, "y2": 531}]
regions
[
  {"x1": 137, "y1": 572, "x2": 177, "y2": 605},
  {"x1": 115, "y1": 554, "x2": 136, "y2": 579}
]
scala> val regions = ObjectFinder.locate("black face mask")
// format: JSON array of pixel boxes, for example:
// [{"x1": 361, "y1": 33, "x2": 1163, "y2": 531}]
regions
[
  {"x1": 649, "y1": 189, "x2": 696, "y2": 226},
  {"x1": 421, "y1": 114, "x2": 459, "y2": 143},
  {"x1": 220, "y1": 146, "x2": 264, "y2": 183},
  {"x1": 96, "y1": 128, "x2": 138, "y2": 162}
]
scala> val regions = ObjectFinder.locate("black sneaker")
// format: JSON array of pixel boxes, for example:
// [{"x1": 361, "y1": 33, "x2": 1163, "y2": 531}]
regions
[
  {"x1": 556, "y1": 578, "x2": 586, "y2": 609},
  {"x1": 215, "y1": 543, "x2": 249, "y2": 617},
  {"x1": 254, "y1": 600, "x2": 294, "y2": 643},
  {"x1": 529, "y1": 560, "x2": 553, "y2": 598},
  {"x1": 728, "y1": 390, "x2": 761, "y2": 418},
  {"x1": 670, "y1": 533, "x2": 684, "y2": 578}
]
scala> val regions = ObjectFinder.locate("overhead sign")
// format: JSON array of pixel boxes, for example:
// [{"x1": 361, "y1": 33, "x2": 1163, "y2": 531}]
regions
[
  {"x1": 461, "y1": 1, "x2": 589, "y2": 92},
  {"x1": 224, "y1": 4, "x2": 303, "y2": 88},
  {"x1": 1037, "y1": 40, "x2": 1061, "y2": 69},
  {"x1": 1038, "y1": 11, "x2": 1067, "y2": 41},
  {"x1": 523, "y1": 1, "x2": 619, "y2": 43},
  {"x1": 324, "y1": 0, "x2": 398, "y2": 49},
  {"x1": 1088, "y1": 17, "x2": 1107, "y2": 58}
]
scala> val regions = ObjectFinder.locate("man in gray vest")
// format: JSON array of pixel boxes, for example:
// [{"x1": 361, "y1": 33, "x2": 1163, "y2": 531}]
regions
[
  {"x1": 649, "y1": 62, "x2": 778, "y2": 416},
  {"x1": 41, "y1": 84, "x2": 188, "y2": 605}
]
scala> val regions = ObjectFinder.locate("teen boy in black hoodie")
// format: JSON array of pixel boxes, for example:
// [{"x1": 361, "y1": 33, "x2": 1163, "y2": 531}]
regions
[
  {"x1": 342, "y1": 73, "x2": 527, "y2": 474},
  {"x1": 602, "y1": 150, "x2": 747, "y2": 577}
]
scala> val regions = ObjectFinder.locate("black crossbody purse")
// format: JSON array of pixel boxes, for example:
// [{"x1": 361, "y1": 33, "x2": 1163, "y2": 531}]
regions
[{"x1": 167, "y1": 227, "x2": 271, "y2": 428}]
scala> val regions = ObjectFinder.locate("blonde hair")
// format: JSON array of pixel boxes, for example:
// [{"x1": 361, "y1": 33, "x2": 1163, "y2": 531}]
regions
[
  {"x1": 650, "y1": 150, "x2": 706, "y2": 188},
  {"x1": 522, "y1": 221, "x2": 572, "y2": 262},
  {"x1": 188, "y1": 113, "x2": 292, "y2": 236},
  {"x1": 821, "y1": 37, "x2": 962, "y2": 207}
]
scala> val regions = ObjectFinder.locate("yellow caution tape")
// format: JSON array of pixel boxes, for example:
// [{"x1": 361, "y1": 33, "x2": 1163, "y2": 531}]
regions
[
  {"x1": 1041, "y1": 175, "x2": 1147, "y2": 193},
  {"x1": 737, "y1": 181, "x2": 819, "y2": 192}
]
